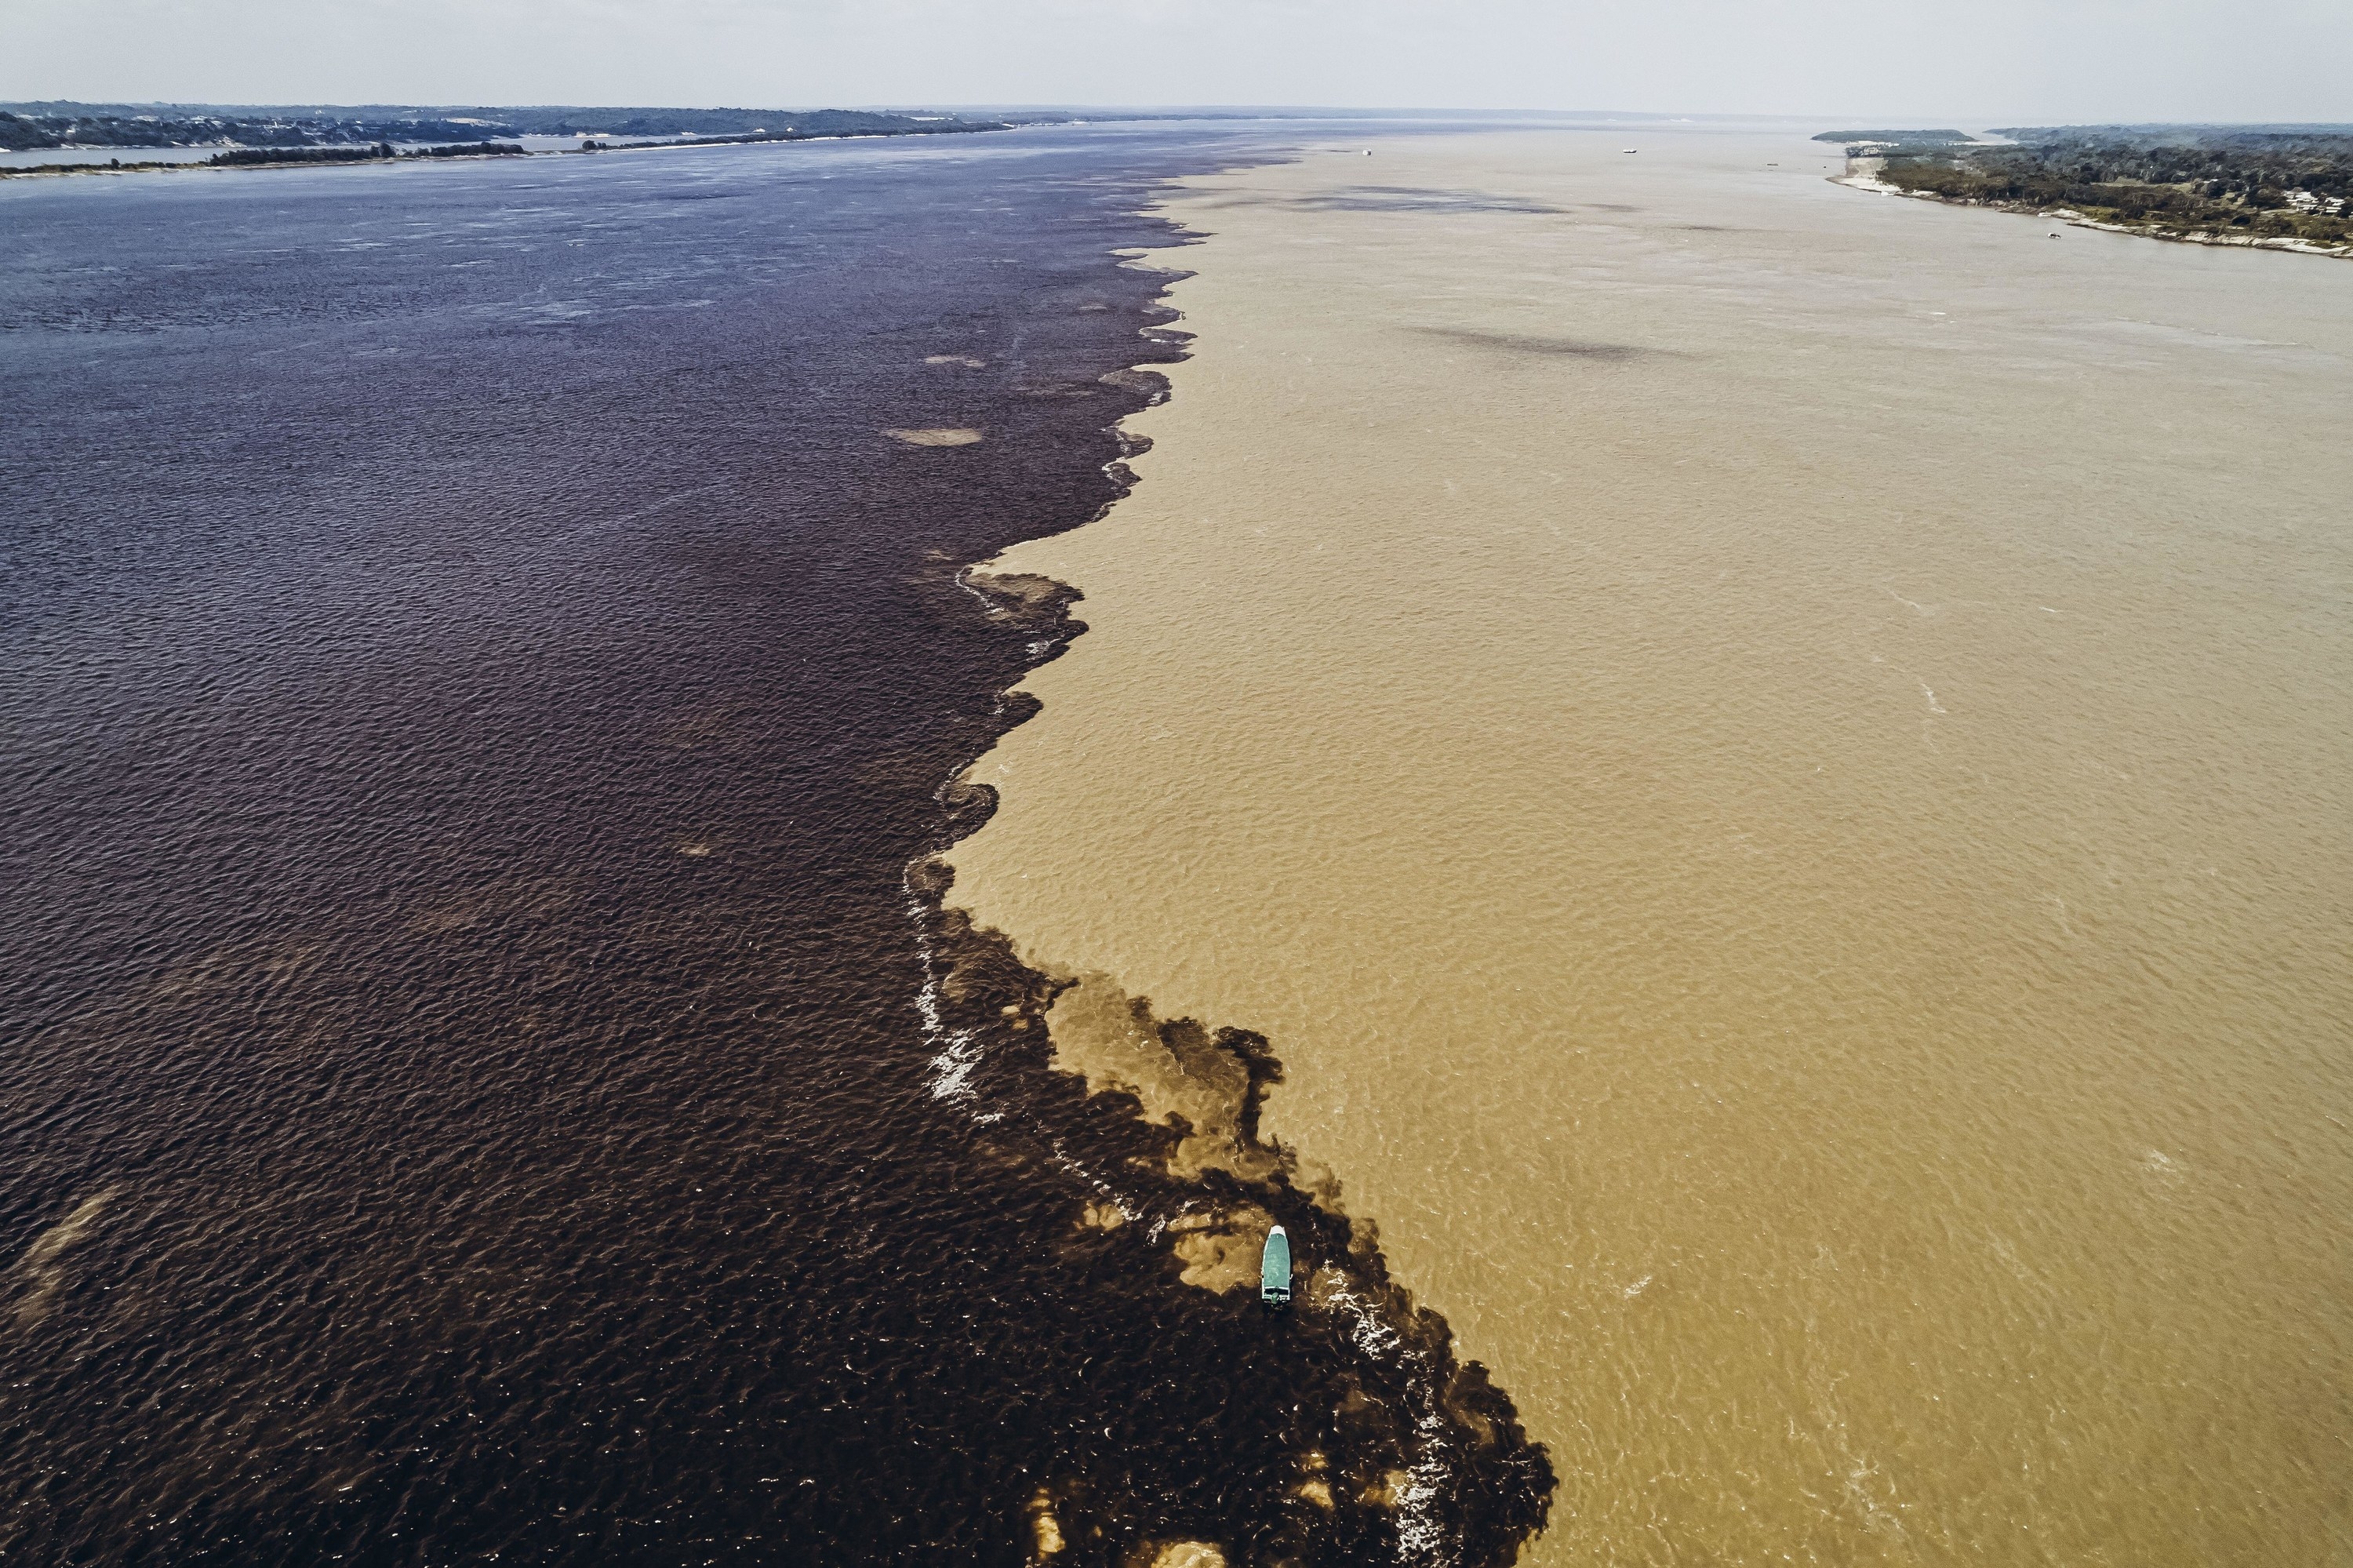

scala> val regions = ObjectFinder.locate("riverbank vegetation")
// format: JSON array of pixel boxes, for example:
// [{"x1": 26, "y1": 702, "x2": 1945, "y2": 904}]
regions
[
  {"x1": 400, "y1": 142, "x2": 529, "y2": 160},
  {"x1": 2, "y1": 108, "x2": 500, "y2": 151},
  {"x1": 203, "y1": 143, "x2": 525, "y2": 167},
  {"x1": 1811, "y1": 129, "x2": 1973, "y2": 146},
  {"x1": 207, "y1": 144, "x2": 395, "y2": 167},
  {"x1": 1, "y1": 97, "x2": 1007, "y2": 179},
  {"x1": 1847, "y1": 126, "x2": 2353, "y2": 249},
  {"x1": 0, "y1": 102, "x2": 1009, "y2": 155}
]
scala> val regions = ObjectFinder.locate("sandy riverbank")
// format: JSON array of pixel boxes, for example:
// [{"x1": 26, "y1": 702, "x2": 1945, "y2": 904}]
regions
[{"x1": 947, "y1": 127, "x2": 2353, "y2": 1564}]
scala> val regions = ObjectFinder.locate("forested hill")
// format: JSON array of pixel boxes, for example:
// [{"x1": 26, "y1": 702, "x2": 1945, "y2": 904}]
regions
[{"x1": 0, "y1": 104, "x2": 1009, "y2": 153}]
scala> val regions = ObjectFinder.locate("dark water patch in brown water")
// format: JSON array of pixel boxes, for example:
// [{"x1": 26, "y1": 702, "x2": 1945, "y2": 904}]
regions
[
  {"x1": 0, "y1": 126, "x2": 1551, "y2": 1565},
  {"x1": 1199, "y1": 185, "x2": 1567, "y2": 216},
  {"x1": 1409, "y1": 325, "x2": 1665, "y2": 360}
]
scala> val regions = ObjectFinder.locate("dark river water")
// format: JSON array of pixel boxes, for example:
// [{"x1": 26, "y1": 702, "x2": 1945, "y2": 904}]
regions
[{"x1": 0, "y1": 129, "x2": 1551, "y2": 1565}]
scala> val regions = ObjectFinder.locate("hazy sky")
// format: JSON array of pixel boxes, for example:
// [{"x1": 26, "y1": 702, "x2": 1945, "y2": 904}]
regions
[{"x1": 7, "y1": 0, "x2": 2348, "y2": 123}]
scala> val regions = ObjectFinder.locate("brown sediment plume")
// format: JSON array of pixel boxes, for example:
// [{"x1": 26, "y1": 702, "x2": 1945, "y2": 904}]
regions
[
  {"x1": 883, "y1": 426, "x2": 985, "y2": 446},
  {"x1": 945, "y1": 129, "x2": 2353, "y2": 1566},
  {"x1": 904, "y1": 542, "x2": 1555, "y2": 1558},
  {"x1": 1136, "y1": 1544, "x2": 1226, "y2": 1568},
  {"x1": 1167, "y1": 1206, "x2": 1275, "y2": 1292},
  {"x1": 885, "y1": 200, "x2": 1561, "y2": 1568},
  {"x1": 1043, "y1": 974, "x2": 1283, "y2": 1183},
  {"x1": 904, "y1": 853, "x2": 1555, "y2": 1566},
  {"x1": 1027, "y1": 1488, "x2": 1068, "y2": 1559},
  {"x1": 7, "y1": 1186, "x2": 120, "y2": 1330}
]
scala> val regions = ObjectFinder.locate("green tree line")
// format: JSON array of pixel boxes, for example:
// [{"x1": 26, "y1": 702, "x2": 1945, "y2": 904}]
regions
[{"x1": 1871, "y1": 133, "x2": 2353, "y2": 246}]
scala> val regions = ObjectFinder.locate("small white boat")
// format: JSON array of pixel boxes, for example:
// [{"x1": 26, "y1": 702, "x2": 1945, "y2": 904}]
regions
[{"x1": 1261, "y1": 1225, "x2": 1293, "y2": 1308}]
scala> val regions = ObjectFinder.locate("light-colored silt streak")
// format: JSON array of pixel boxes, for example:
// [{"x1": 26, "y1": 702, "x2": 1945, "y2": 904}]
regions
[{"x1": 946, "y1": 127, "x2": 2353, "y2": 1566}]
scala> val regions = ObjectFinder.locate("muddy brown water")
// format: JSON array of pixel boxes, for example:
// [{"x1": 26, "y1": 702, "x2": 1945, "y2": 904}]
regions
[{"x1": 949, "y1": 128, "x2": 2353, "y2": 1565}]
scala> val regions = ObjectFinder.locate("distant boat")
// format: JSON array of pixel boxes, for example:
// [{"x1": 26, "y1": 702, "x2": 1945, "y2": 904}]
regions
[{"x1": 1261, "y1": 1225, "x2": 1293, "y2": 1308}]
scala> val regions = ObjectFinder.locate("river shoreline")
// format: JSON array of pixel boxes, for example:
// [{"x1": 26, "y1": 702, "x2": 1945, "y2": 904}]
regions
[
  {"x1": 0, "y1": 125, "x2": 1013, "y2": 179},
  {"x1": 1833, "y1": 155, "x2": 2353, "y2": 257}
]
